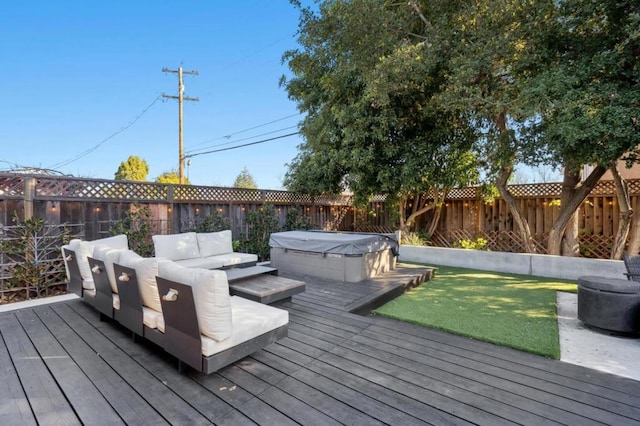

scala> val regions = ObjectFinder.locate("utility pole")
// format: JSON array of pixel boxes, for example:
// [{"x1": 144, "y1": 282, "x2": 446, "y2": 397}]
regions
[{"x1": 162, "y1": 67, "x2": 199, "y2": 184}]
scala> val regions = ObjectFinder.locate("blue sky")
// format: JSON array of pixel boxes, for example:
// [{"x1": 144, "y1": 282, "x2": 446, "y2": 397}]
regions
[{"x1": 0, "y1": 1, "x2": 307, "y2": 189}]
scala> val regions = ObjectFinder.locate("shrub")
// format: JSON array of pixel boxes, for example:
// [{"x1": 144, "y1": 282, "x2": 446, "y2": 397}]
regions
[
  {"x1": 110, "y1": 203, "x2": 154, "y2": 256},
  {"x1": 241, "y1": 205, "x2": 280, "y2": 261},
  {"x1": 284, "y1": 206, "x2": 313, "y2": 231},
  {"x1": 453, "y1": 237, "x2": 489, "y2": 251},
  {"x1": 192, "y1": 211, "x2": 231, "y2": 233},
  {"x1": 401, "y1": 232, "x2": 428, "y2": 246},
  {"x1": 1, "y1": 212, "x2": 70, "y2": 300}
]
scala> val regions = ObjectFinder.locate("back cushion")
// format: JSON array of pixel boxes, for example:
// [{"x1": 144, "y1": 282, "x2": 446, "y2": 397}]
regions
[
  {"x1": 197, "y1": 230, "x2": 233, "y2": 257},
  {"x1": 157, "y1": 262, "x2": 232, "y2": 342},
  {"x1": 117, "y1": 250, "x2": 143, "y2": 268},
  {"x1": 91, "y1": 234, "x2": 128, "y2": 250},
  {"x1": 69, "y1": 240, "x2": 95, "y2": 282},
  {"x1": 134, "y1": 258, "x2": 168, "y2": 313},
  {"x1": 152, "y1": 232, "x2": 200, "y2": 260},
  {"x1": 192, "y1": 268, "x2": 232, "y2": 342},
  {"x1": 92, "y1": 245, "x2": 122, "y2": 293}
]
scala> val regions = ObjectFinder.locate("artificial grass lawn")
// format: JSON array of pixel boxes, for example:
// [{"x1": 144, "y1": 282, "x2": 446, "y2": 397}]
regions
[{"x1": 373, "y1": 265, "x2": 577, "y2": 359}]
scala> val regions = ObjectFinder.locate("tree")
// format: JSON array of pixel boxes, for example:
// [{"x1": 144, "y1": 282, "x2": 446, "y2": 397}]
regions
[
  {"x1": 155, "y1": 171, "x2": 191, "y2": 185},
  {"x1": 282, "y1": 0, "x2": 478, "y2": 233},
  {"x1": 233, "y1": 167, "x2": 258, "y2": 189},
  {"x1": 115, "y1": 155, "x2": 149, "y2": 181},
  {"x1": 523, "y1": 0, "x2": 640, "y2": 255}
]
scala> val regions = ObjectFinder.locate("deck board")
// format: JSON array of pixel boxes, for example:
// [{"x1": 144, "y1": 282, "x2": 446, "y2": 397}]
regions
[{"x1": 1, "y1": 266, "x2": 639, "y2": 425}]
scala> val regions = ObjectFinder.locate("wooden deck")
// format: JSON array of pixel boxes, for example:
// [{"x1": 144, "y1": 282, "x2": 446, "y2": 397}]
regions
[{"x1": 1, "y1": 267, "x2": 640, "y2": 425}]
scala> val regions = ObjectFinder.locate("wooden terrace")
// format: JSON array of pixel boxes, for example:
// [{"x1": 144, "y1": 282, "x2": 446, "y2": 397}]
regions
[{"x1": 1, "y1": 266, "x2": 640, "y2": 425}]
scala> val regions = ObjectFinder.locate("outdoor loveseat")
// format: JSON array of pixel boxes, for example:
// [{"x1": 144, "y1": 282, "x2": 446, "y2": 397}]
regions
[{"x1": 61, "y1": 234, "x2": 288, "y2": 374}]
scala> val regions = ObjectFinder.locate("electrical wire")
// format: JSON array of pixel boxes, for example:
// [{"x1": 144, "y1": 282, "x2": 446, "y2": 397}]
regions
[
  {"x1": 188, "y1": 113, "x2": 302, "y2": 150},
  {"x1": 46, "y1": 96, "x2": 162, "y2": 170},
  {"x1": 186, "y1": 125, "x2": 299, "y2": 155},
  {"x1": 185, "y1": 132, "x2": 300, "y2": 159}
]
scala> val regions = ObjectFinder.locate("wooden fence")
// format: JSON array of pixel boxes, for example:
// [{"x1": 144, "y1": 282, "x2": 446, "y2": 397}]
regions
[
  {"x1": 420, "y1": 180, "x2": 640, "y2": 257},
  {"x1": 0, "y1": 173, "x2": 359, "y2": 240},
  {"x1": 2, "y1": 172, "x2": 639, "y2": 259}
]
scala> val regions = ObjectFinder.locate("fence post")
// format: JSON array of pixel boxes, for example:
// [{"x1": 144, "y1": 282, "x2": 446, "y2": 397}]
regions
[{"x1": 24, "y1": 177, "x2": 35, "y2": 220}]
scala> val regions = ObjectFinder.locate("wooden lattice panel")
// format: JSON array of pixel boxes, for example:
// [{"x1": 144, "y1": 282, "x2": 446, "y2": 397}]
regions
[
  {"x1": 0, "y1": 175, "x2": 26, "y2": 198},
  {"x1": 578, "y1": 234, "x2": 614, "y2": 259}
]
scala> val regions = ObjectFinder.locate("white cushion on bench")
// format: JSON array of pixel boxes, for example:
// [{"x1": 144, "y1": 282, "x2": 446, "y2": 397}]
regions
[
  {"x1": 201, "y1": 296, "x2": 288, "y2": 357},
  {"x1": 173, "y1": 257, "x2": 225, "y2": 270},
  {"x1": 113, "y1": 294, "x2": 120, "y2": 310},
  {"x1": 158, "y1": 261, "x2": 232, "y2": 342},
  {"x1": 153, "y1": 232, "x2": 200, "y2": 261},
  {"x1": 143, "y1": 306, "x2": 164, "y2": 332},
  {"x1": 213, "y1": 252, "x2": 258, "y2": 267},
  {"x1": 67, "y1": 239, "x2": 96, "y2": 290},
  {"x1": 197, "y1": 230, "x2": 232, "y2": 257},
  {"x1": 92, "y1": 245, "x2": 122, "y2": 293}
]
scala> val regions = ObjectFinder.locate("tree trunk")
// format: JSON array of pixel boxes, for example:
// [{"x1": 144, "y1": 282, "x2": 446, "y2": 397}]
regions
[
  {"x1": 496, "y1": 164, "x2": 537, "y2": 253},
  {"x1": 561, "y1": 211, "x2": 580, "y2": 256},
  {"x1": 548, "y1": 165, "x2": 607, "y2": 256},
  {"x1": 611, "y1": 165, "x2": 632, "y2": 259},
  {"x1": 627, "y1": 209, "x2": 640, "y2": 255},
  {"x1": 425, "y1": 204, "x2": 442, "y2": 237}
]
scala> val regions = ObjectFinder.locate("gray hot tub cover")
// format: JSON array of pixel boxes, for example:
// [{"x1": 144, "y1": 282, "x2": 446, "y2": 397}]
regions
[{"x1": 269, "y1": 231, "x2": 398, "y2": 256}]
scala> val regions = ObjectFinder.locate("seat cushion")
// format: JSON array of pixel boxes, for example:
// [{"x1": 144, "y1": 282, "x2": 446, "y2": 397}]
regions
[
  {"x1": 197, "y1": 230, "x2": 232, "y2": 257},
  {"x1": 158, "y1": 261, "x2": 232, "y2": 342},
  {"x1": 152, "y1": 232, "x2": 200, "y2": 261},
  {"x1": 201, "y1": 296, "x2": 288, "y2": 356},
  {"x1": 174, "y1": 257, "x2": 225, "y2": 270},
  {"x1": 213, "y1": 252, "x2": 258, "y2": 267},
  {"x1": 143, "y1": 306, "x2": 164, "y2": 332}
]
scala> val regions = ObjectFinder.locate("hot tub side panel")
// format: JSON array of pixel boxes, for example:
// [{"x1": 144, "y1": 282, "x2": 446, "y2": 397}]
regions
[{"x1": 270, "y1": 247, "x2": 396, "y2": 282}]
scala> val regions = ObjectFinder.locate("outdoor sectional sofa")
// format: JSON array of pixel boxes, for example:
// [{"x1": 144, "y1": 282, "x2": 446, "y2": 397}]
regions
[
  {"x1": 61, "y1": 233, "x2": 288, "y2": 374},
  {"x1": 152, "y1": 230, "x2": 257, "y2": 269}
]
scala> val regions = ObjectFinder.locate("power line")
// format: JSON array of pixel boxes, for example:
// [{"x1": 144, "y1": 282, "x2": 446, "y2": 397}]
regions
[
  {"x1": 185, "y1": 125, "x2": 299, "y2": 155},
  {"x1": 188, "y1": 112, "x2": 302, "y2": 150},
  {"x1": 185, "y1": 132, "x2": 300, "y2": 159},
  {"x1": 47, "y1": 96, "x2": 162, "y2": 170}
]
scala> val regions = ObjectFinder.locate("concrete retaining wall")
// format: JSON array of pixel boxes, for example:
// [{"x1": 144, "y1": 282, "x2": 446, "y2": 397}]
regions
[{"x1": 399, "y1": 245, "x2": 626, "y2": 281}]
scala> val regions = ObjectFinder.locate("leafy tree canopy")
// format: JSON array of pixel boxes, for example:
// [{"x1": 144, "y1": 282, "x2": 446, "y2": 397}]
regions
[
  {"x1": 155, "y1": 170, "x2": 191, "y2": 185},
  {"x1": 115, "y1": 155, "x2": 149, "y2": 181},
  {"x1": 282, "y1": 0, "x2": 478, "y2": 213},
  {"x1": 233, "y1": 167, "x2": 258, "y2": 189}
]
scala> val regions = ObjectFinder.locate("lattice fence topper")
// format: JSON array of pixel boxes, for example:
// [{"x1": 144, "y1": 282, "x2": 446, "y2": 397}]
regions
[
  {"x1": 4, "y1": 172, "x2": 640, "y2": 204},
  {"x1": 0, "y1": 175, "x2": 27, "y2": 197}
]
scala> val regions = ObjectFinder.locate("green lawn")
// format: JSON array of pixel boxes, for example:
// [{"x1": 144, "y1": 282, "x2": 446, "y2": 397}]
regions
[{"x1": 373, "y1": 265, "x2": 577, "y2": 358}]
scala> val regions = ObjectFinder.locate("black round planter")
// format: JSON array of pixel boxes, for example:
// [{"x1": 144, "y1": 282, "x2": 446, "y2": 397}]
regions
[{"x1": 577, "y1": 276, "x2": 640, "y2": 334}]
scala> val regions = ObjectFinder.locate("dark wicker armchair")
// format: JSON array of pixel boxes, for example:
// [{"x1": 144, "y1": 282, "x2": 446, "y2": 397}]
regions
[{"x1": 622, "y1": 254, "x2": 640, "y2": 282}]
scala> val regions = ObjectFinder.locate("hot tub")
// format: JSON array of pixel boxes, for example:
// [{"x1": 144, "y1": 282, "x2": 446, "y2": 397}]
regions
[{"x1": 269, "y1": 231, "x2": 398, "y2": 282}]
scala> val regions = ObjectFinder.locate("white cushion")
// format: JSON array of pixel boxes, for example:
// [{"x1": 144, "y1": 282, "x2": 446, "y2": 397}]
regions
[
  {"x1": 134, "y1": 257, "x2": 168, "y2": 313},
  {"x1": 117, "y1": 250, "x2": 143, "y2": 268},
  {"x1": 92, "y1": 245, "x2": 122, "y2": 293},
  {"x1": 152, "y1": 232, "x2": 200, "y2": 261},
  {"x1": 83, "y1": 288, "x2": 96, "y2": 298},
  {"x1": 143, "y1": 306, "x2": 163, "y2": 331},
  {"x1": 201, "y1": 296, "x2": 288, "y2": 356},
  {"x1": 174, "y1": 257, "x2": 225, "y2": 270},
  {"x1": 113, "y1": 294, "x2": 120, "y2": 310},
  {"x1": 90, "y1": 234, "x2": 128, "y2": 250},
  {"x1": 197, "y1": 231, "x2": 232, "y2": 257},
  {"x1": 213, "y1": 252, "x2": 258, "y2": 267},
  {"x1": 158, "y1": 262, "x2": 232, "y2": 342},
  {"x1": 70, "y1": 240, "x2": 95, "y2": 282}
]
